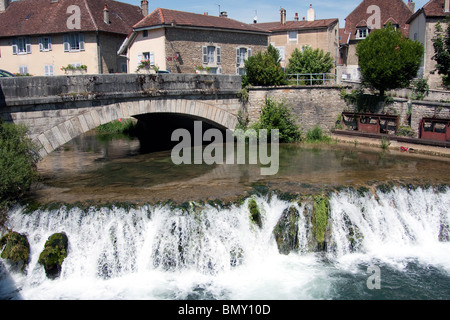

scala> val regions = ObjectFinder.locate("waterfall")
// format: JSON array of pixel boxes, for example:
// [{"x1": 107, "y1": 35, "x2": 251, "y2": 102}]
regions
[{"x1": 1, "y1": 186, "x2": 449, "y2": 300}]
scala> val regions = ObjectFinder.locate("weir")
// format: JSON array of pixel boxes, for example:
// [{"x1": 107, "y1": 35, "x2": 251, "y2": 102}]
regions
[{"x1": 1, "y1": 186, "x2": 449, "y2": 300}]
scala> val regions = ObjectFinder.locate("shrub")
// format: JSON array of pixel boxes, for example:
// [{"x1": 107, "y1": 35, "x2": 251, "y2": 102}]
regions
[
  {"x1": 242, "y1": 45, "x2": 287, "y2": 87},
  {"x1": 0, "y1": 121, "x2": 39, "y2": 209},
  {"x1": 306, "y1": 125, "x2": 332, "y2": 143},
  {"x1": 250, "y1": 98, "x2": 302, "y2": 143}
]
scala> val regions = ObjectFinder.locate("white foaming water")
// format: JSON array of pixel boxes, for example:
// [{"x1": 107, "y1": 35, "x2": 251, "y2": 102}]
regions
[{"x1": 1, "y1": 187, "x2": 449, "y2": 300}]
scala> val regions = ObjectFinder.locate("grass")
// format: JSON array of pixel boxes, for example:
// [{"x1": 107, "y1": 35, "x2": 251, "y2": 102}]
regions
[{"x1": 96, "y1": 119, "x2": 137, "y2": 135}]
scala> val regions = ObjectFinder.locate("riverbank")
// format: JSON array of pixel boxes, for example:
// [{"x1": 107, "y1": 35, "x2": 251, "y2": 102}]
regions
[{"x1": 332, "y1": 133, "x2": 450, "y2": 159}]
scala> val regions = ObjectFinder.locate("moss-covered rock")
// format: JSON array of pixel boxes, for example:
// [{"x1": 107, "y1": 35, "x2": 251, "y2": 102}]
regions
[
  {"x1": 230, "y1": 247, "x2": 244, "y2": 267},
  {"x1": 312, "y1": 195, "x2": 330, "y2": 251},
  {"x1": 273, "y1": 206, "x2": 300, "y2": 255},
  {"x1": 248, "y1": 199, "x2": 262, "y2": 229},
  {"x1": 0, "y1": 231, "x2": 30, "y2": 271},
  {"x1": 38, "y1": 232, "x2": 69, "y2": 279}
]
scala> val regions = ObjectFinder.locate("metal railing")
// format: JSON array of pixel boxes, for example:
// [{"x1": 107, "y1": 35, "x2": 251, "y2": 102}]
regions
[{"x1": 286, "y1": 73, "x2": 336, "y2": 85}]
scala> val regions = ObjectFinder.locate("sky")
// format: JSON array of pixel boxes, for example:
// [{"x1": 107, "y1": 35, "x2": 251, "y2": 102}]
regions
[{"x1": 121, "y1": 0, "x2": 431, "y2": 27}]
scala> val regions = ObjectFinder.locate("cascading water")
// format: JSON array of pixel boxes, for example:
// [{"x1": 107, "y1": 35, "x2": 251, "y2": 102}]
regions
[{"x1": 1, "y1": 186, "x2": 449, "y2": 300}]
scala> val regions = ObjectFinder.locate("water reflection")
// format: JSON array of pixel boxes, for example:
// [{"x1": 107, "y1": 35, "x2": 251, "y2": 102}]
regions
[{"x1": 33, "y1": 131, "x2": 450, "y2": 205}]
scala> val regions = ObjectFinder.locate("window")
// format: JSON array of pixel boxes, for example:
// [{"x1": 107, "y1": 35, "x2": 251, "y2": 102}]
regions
[
  {"x1": 63, "y1": 33, "x2": 85, "y2": 52},
  {"x1": 236, "y1": 47, "x2": 252, "y2": 65},
  {"x1": 356, "y1": 28, "x2": 369, "y2": 39},
  {"x1": 275, "y1": 46, "x2": 285, "y2": 62},
  {"x1": 12, "y1": 37, "x2": 31, "y2": 55},
  {"x1": 288, "y1": 31, "x2": 297, "y2": 41},
  {"x1": 39, "y1": 37, "x2": 52, "y2": 52},
  {"x1": 143, "y1": 52, "x2": 155, "y2": 65},
  {"x1": 143, "y1": 30, "x2": 148, "y2": 38},
  {"x1": 202, "y1": 46, "x2": 221, "y2": 65},
  {"x1": 19, "y1": 65, "x2": 28, "y2": 75},
  {"x1": 44, "y1": 65, "x2": 54, "y2": 76}
]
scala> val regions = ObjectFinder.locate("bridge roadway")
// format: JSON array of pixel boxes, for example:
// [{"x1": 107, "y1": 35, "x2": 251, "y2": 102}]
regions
[{"x1": 0, "y1": 74, "x2": 243, "y2": 158}]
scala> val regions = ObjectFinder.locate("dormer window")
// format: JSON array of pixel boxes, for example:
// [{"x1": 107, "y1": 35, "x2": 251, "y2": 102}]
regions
[{"x1": 356, "y1": 27, "x2": 369, "y2": 39}]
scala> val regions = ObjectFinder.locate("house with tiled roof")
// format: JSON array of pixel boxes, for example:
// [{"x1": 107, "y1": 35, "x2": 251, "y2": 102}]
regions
[
  {"x1": 0, "y1": 0, "x2": 145, "y2": 76},
  {"x1": 340, "y1": 0, "x2": 416, "y2": 81},
  {"x1": 118, "y1": 8, "x2": 269, "y2": 75},
  {"x1": 254, "y1": 5, "x2": 340, "y2": 70},
  {"x1": 408, "y1": 0, "x2": 450, "y2": 89}
]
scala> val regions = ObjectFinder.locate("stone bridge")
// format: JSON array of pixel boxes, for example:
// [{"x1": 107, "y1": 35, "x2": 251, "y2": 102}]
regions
[{"x1": 0, "y1": 74, "x2": 243, "y2": 158}]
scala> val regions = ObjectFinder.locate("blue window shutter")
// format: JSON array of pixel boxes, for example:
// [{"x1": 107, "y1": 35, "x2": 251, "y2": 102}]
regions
[
  {"x1": 79, "y1": 33, "x2": 85, "y2": 51},
  {"x1": 26, "y1": 37, "x2": 31, "y2": 54},
  {"x1": 12, "y1": 38, "x2": 18, "y2": 55},
  {"x1": 63, "y1": 35, "x2": 70, "y2": 52}
]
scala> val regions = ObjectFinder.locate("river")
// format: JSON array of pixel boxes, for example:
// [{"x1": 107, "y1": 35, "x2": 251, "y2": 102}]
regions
[{"x1": 1, "y1": 130, "x2": 449, "y2": 300}]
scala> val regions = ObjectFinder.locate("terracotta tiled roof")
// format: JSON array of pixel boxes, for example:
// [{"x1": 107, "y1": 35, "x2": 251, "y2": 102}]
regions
[
  {"x1": 134, "y1": 8, "x2": 267, "y2": 34},
  {"x1": 339, "y1": 28, "x2": 351, "y2": 45},
  {"x1": 422, "y1": 0, "x2": 450, "y2": 17},
  {"x1": 254, "y1": 18, "x2": 338, "y2": 33},
  {"x1": 344, "y1": 0, "x2": 413, "y2": 40},
  {"x1": 0, "y1": 0, "x2": 143, "y2": 37}
]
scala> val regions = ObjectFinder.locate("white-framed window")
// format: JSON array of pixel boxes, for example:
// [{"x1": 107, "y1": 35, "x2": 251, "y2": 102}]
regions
[
  {"x1": 18, "y1": 65, "x2": 28, "y2": 75},
  {"x1": 12, "y1": 37, "x2": 31, "y2": 55},
  {"x1": 143, "y1": 52, "x2": 155, "y2": 65},
  {"x1": 44, "y1": 65, "x2": 54, "y2": 76},
  {"x1": 288, "y1": 31, "x2": 298, "y2": 41},
  {"x1": 236, "y1": 47, "x2": 252, "y2": 66},
  {"x1": 356, "y1": 28, "x2": 369, "y2": 39},
  {"x1": 63, "y1": 33, "x2": 85, "y2": 52},
  {"x1": 202, "y1": 46, "x2": 221, "y2": 65},
  {"x1": 39, "y1": 37, "x2": 52, "y2": 52},
  {"x1": 275, "y1": 46, "x2": 285, "y2": 62}
]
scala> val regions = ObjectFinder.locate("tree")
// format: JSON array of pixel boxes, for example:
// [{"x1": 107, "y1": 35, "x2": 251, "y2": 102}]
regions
[
  {"x1": 356, "y1": 24, "x2": 424, "y2": 96},
  {"x1": 242, "y1": 44, "x2": 287, "y2": 87},
  {"x1": 432, "y1": 19, "x2": 450, "y2": 88},
  {"x1": 287, "y1": 46, "x2": 334, "y2": 84},
  {"x1": 0, "y1": 121, "x2": 40, "y2": 209}
]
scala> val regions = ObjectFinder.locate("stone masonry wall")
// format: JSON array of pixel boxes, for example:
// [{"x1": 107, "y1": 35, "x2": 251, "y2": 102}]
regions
[
  {"x1": 165, "y1": 28, "x2": 267, "y2": 75},
  {"x1": 247, "y1": 86, "x2": 349, "y2": 133}
]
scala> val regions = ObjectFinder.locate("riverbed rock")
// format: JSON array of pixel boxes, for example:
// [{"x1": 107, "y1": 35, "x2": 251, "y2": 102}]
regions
[
  {"x1": 38, "y1": 232, "x2": 69, "y2": 279},
  {"x1": 273, "y1": 206, "x2": 300, "y2": 255},
  {"x1": 312, "y1": 195, "x2": 330, "y2": 251},
  {"x1": 0, "y1": 231, "x2": 30, "y2": 272}
]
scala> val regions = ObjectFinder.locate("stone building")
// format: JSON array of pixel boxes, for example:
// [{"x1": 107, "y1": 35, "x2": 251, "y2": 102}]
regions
[
  {"x1": 340, "y1": 0, "x2": 416, "y2": 81},
  {"x1": 407, "y1": 0, "x2": 450, "y2": 89},
  {"x1": 254, "y1": 5, "x2": 340, "y2": 70},
  {"x1": 118, "y1": 8, "x2": 269, "y2": 75},
  {"x1": 0, "y1": 0, "x2": 145, "y2": 76}
]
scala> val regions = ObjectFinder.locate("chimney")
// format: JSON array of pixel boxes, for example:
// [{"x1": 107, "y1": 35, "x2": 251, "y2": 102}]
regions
[
  {"x1": 445, "y1": 0, "x2": 450, "y2": 13},
  {"x1": 141, "y1": 0, "x2": 148, "y2": 16},
  {"x1": 0, "y1": 0, "x2": 11, "y2": 12},
  {"x1": 280, "y1": 8, "x2": 286, "y2": 25},
  {"x1": 307, "y1": 4, "x2": 315, "y2": 22},
  {"x1": 104, "y1": 5, "x2": 110, "y2": 25},
  {"x1": 408, "y1": 0, "x2": 415, "y2": 13},
  {"x1": 295, "y1": 13, "x2": 299, "y2": 21},
  {"x1": 220, "y1": 11, "x2": 228, "y2": 18}
]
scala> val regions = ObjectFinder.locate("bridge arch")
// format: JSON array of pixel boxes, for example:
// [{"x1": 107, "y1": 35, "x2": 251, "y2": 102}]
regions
[{"x1": 33, "y1": 98, "x2": 239, "y2": 158}]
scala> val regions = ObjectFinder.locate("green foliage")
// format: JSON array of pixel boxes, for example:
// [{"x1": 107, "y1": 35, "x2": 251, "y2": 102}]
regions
[
  {"x1": 0, "y1": 232, "x2": 30, "y2": 271},
  {"x1": 38, "y1": 233, "x2": 69, "y2": 279},
  {"x1": 356, "y1": 24, "x2": 424, "y2": 96},
  {"x1": 242, "y1": 45, "x2": 287, "y2": 87},
  {"x1": 340, "y1": 89, "x2": 394, "y2": 113},
  {"x1": 312, "y1": 195, "x2": 329, "y2": 245},
  {"x1": 287, "y1": 46, "x2": 334, "y2": 85},
  {"x1": 248, "y1": 198, "x2": 262, "y2": 229},
  {"x1": 250, "y1": 98, "x2": 302, "y2": 143},
  {"x1": 305, "y1": 125, "x2": 332, "y2": 143},
  {"x1": 432, "y1": 19, "x2": 450, "y2": 88},
  {"x1": 381, "y1": 137, "x2": 391, "y2": 150},
  {"x1": 397, "y1": 125, "x2": 415, "y2": 137},
  {"x1": 96, "y1": 119, "x2": 137, "y2": 135},
  {"x1": 0, "y1": 121, "x2": 40, "y2": 209},
  {"x1": 411, "y1": 78, "x2": 430, "y2": 100}
]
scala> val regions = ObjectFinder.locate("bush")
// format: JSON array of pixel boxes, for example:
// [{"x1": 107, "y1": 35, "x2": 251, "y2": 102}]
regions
[
  {"x1": 242, "y1": 45, "x2": 287, "y2": 87},
  {"x1": 287, "y1": 46, "x2": 334, "y2": 85},
  {"x1": 96, "y1": 118, "x2": 137, "y2": 135},
  {"x1": 306, "y1": 125, "x2": 332, "y2": 143},
  {"x1": 0, "y1": 121, "x2": 39, "y2": 209},
  {"x1": 250, "y1": 98, "x2": 302, "y2": 143}
]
